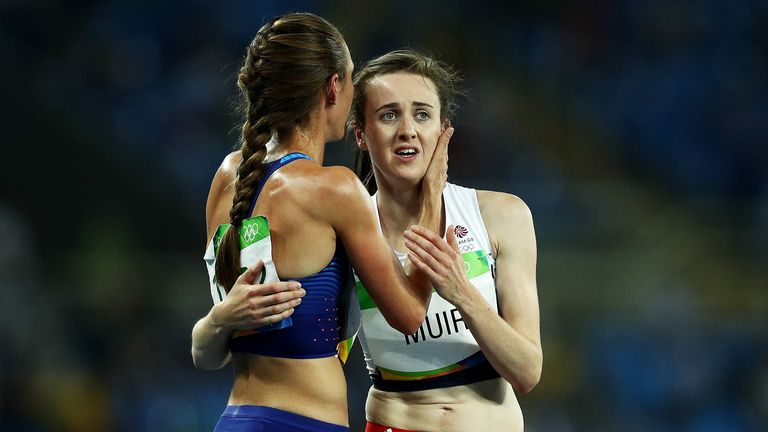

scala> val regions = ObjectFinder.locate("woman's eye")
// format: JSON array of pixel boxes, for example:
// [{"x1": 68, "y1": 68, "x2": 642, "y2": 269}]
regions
[
  {"x1": 416, "y1": 111, "x2": 431, "y2": 120},
  {"x1": 382, "y1": 111, "x2": 397, "y2": 121}
]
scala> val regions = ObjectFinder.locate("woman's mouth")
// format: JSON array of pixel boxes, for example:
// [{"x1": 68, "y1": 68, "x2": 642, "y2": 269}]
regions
[{"x1": 394, "y1": 147, "x2": 418, "y2": 161}]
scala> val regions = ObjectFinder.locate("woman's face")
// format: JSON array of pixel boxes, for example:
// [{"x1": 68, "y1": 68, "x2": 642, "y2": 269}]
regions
[{"x1": 358, "y1": 72, "x2": 443, "y2": 190}]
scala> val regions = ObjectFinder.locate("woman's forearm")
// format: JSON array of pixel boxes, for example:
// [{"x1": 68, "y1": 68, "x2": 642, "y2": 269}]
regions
[
  {"x1": 402, "y1": 184, "x2": 443, "y2": 308},
  {"x1": 457, "y1": 289, "x2": 542, "y2": 393},
  {"x1": 191, "y1": 305, "x2": 232, "y2": 370}
]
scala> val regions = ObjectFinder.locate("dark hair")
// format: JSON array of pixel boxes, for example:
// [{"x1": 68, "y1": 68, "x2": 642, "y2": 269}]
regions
[
  {"x1": 348, "y1": 49, "x2": 463, "y2": 193},
  {"x1": 216, "y1": 13, "x2": 348, "y2": 291}
]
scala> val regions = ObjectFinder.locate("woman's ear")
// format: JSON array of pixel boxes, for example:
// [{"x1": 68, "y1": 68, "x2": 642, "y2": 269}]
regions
[
  {"x1": 441, "y1": 118, "x2": 451, "y2": 132},
  {"x1": 326, "y1": 73, "x2": 340, "y2": 106},
  {"x1": 353, "y1": 124, "x2": 368, "y2": 150}
]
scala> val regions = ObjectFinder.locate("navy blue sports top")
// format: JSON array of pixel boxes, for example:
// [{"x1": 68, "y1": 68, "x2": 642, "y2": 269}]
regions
[{"x1": 228, "y1": 153, "x2": 348, "y2": 359}]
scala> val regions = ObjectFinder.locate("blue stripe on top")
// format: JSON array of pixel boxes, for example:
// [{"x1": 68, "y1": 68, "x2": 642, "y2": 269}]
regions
[
  {"x1": 247, "y1": 152, "x2": 312, "y2": 217},
  {"x1": 230, "y1": 152, "x2": 348, "y2": 359}
]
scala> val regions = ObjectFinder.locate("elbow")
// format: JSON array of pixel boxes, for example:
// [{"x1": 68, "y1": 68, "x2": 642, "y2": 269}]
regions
[
  {"x1": 191, "y1": 349, "x2": 210, "y2": 370},
  {"x1": 398, "y1": 321, "x2": 422, "y2": 336},
  {"x1": 388, "y1": 318, "x2": 422, "y2": 336},
  {"x1": 191, "y1": 348, "x2": 227, "y2": 371},
  {"x1": 387, "y1": 305, "x2": 426, "y2": 335},
  {"x1": 514, "y1": 365, "x2": 541, "y2": 394},
  {"x1": 512, "y1": 353, "x2": 542, "y2": 394},
  {"x1": 402, "y1": 305, "x2": 428, "y2": 335}
]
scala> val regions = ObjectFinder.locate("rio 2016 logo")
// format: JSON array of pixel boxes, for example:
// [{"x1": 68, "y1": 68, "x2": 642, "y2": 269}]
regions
[
  {"x1": 242, "y1": 223, "x2": 260, "y2": 242},
  {"x1": 454, "y1": 225, "x2": 469, "y2": 238}
]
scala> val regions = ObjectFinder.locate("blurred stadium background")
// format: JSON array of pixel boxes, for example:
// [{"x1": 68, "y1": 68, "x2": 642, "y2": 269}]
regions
[{"x1": 1, "y1": 0, "x2": 767, "y2": 431}]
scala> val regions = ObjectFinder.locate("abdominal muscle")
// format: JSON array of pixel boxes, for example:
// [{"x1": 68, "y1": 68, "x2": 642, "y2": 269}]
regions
[
  {"x1": 229, "y1": 353, "x2": 348, "y2": 426},
  {"x1": 366, "y1": 377, "x2": 523, "y2": 432}
]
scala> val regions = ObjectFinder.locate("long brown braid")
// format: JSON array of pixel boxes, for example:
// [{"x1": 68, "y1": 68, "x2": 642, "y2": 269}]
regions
[
  {"x1": 347, "y1": 49, "x2": 464, "y2": 194},
  {"x1": 215, "y1": 13, "x2": 348, "y2": 291}
]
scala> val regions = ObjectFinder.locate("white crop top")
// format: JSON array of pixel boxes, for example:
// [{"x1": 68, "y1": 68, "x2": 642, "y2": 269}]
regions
[{"x1": 355, "y1": 183, "x2": 499, "y2": 391}]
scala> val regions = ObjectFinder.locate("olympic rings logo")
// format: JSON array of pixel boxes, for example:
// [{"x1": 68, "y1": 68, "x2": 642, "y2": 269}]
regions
[
  {"x1": 460, "y1": 244, "x2": 474, "y2": 252},
  {"x1": 242, "y1": 223, "x2": 260, "y2": 242}
]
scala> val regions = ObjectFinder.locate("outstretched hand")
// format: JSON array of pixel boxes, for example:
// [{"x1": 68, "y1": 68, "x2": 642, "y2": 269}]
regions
[
  {"x1": 403, "y1": 224, "x2": 471, "y2": 305},
  {"x1": 211, "y1": 261, "x2": 305, "y2": 331}
]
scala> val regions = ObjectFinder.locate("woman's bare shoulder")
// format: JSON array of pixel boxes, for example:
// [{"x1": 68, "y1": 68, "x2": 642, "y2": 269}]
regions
[
  {"x1": 205, "y1": 151, "x2": 241, "y2": 239},
  {"x1": 284, "y1": 163, "x2": 370, "y2": 222},
  {"x1": 476, "y1": 190, "x2": 532, "y2": 226}
]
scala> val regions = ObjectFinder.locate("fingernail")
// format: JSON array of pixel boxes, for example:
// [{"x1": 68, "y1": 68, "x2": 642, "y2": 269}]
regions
[
  {"x1": 447, "y1": 128, "x2": 454, "y2": 138},
  {"x1": 299, "y1": 288, "x2": 306, "y2": 296}
]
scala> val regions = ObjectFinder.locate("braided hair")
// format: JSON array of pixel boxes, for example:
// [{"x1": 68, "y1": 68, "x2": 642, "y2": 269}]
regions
[{"x1": 215, "y1": 13, "x2": 348, "y2": 291}]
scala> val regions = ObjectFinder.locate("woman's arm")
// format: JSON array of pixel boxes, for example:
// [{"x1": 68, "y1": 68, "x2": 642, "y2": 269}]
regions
[
  {"x1": 192, "y1": 124, "x2": 451, "y2": 361},
  {"x1": 404, "y1": 192, "x2": 542, "y2": 393},
  {"x1": 324, "y1": 127, "x2": 453, "y2": 334},
  {"x1": 321, "y1": 168, "x2": 432, "y2": 334},
  {"x1": 191, "y1": 154, "x2": 306, "y2": 369},
  {"x1": 191, "y1": 262, "x2": 305, "y2": 369}
]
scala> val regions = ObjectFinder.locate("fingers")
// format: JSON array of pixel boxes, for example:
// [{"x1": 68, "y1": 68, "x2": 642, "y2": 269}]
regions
[
  {"x1": 256, "y1": 288, "x2": 305, "y2": 308},
  {"x1": 404, "y1": 227, "x2": 451, "y2": 273},
  {"x1": 445, "y1": 225, "x2": 459, "y2": 251},
  {"x1": 237, "y1": 261, "x2": 265, "y2": 285},
  {"x1": 250, "y1": 280, "x2": 303, "y2": 296},
  {"x1": 406, "y1": 225, "x2": 447, "y2": 250},
  {"x1": 249, "y1": 283, "x2": 305, "y2": 315},
  {"x1": 257, "y1": 306, "x2": 296, "y2": 326},
  {"x1": 249, "y1": 286, "x2": 305, "y2": 327},
  {"x1": 426, "y1": 127, "x2": 453, "y2": 172},
  {"x1": 404, "y1": 237, "x2": 443, "y2": 273},
  {"x1": 223, "y1": 271, "x2": 307, "y2": 329},
  {"x1": 433, "y1": 127, "x2": 453, "y2": 166},
  {"x1": 259, "y1": 296, "x2": 301, "y2": 319},
  {"x1": 437, "y1": 126, "x2": 455, "y2": 148},
  {"x1": 404, "y1": 226, "x2": 443, "y2": 252},
  {"x1": 407, "y1": 250, "x2": 440, "y2": 282}
]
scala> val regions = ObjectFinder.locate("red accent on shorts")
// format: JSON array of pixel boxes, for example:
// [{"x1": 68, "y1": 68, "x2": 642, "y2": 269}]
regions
[{"x1": 365, "y1": 421, "x2": 416, "y2": 432}]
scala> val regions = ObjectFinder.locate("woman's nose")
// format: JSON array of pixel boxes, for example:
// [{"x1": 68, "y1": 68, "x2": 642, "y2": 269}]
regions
[{"x1": 397, "y1": 118, "x2": 417, "y2": 141}]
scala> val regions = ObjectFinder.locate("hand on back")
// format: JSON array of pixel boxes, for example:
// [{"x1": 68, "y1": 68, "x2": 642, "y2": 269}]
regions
[{"x1": 211, "y1": 261, "x2": 306, "y2": 331}]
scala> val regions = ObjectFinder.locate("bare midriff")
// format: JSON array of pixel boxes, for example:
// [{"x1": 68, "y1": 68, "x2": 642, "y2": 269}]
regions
[
  {"x1": 366, "y1": 377, "x2": 523, "y2": 432},
  {"x1": 229, "y1": 353, "x2": 348, "y2": 426}
]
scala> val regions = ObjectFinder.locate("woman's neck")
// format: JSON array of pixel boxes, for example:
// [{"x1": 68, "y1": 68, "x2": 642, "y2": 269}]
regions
[
  {"x1": 267, "y1": 123, "x2": 326, "y2": 164},
  {"x1": 375, "y1": 181, "x2": 424, "y2": 253}
]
